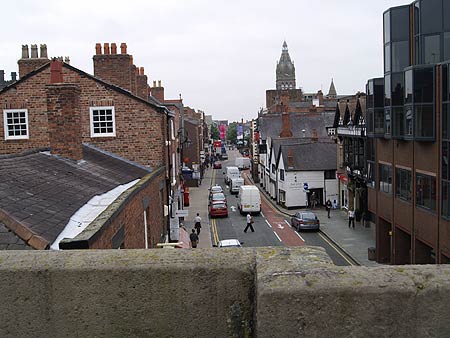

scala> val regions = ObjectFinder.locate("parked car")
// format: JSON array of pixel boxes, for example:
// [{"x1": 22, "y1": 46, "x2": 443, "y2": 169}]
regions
[
  {"x1": 291, "y1": 211, "x2": 320, "y2": 231},
  {"x1": 210, "y1": 192, "x2": 227, "y2": 205},
  {"x1": 209, "y1": 184, "x2": 223, "y2": 197},
  {"x1": 213, "y1": 161, "x2": 222, "y2": 169},
  {"x1": 216, "y1": 239, "x2": 242, "y2": 248},
  {"x1": 209, "y1": 201, "x2": 228, "y2": 217}
]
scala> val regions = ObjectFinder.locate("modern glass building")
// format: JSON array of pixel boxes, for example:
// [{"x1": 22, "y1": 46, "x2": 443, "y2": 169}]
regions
[{"x1": 367, "y1": 0, "x2": 450, "y2": 264}]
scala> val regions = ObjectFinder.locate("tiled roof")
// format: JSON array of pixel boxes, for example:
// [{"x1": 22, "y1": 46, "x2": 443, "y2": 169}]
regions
[
  {"x1": 0, "y1": 145, "x2": 151, "y2": 249},
  {"x1": 279, "y1": 142, "x2": 337, "y2": 171},
  {"x1": 259, "y1": 112, "x2": 335, "y2": 140}
]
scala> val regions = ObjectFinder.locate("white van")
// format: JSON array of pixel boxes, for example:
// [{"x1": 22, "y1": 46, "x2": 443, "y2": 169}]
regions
[
  {"x1": 224, "y1": 166, "x2": 240, "y2": 184},
  {"x1": 237, "y1": 185, "x2": 261, "y2": 214},
  {"x1": 235, "y1": 157, "x2": 251, "y2": 170},
  {"x1": 230, "y1": 177, "x2": 244, "y2": 194}
]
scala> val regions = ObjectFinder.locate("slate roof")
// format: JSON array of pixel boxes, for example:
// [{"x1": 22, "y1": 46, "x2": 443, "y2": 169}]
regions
[
  {"x1": 279, "y1": 142, "x2": 337, "y2": 171},
  {"x1": 258, "y1": 112, "x2": 335, "y2": 140},
  {"x1": 0, "y1": 144, "x2": 151, "y2": 249}
]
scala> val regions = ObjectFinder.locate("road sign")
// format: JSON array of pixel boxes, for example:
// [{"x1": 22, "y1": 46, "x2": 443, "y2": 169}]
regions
[
  {"x1": 175, "y1": 210, "x2": 189, "y2": 217},
  {"x1": 303, "y1": 183, "x2": 309, "y2": 190}
]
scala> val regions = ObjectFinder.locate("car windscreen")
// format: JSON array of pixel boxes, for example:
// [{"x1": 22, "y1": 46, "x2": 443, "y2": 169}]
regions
[
  {"x1": 302, "y1": 213, "x2": 316, "y2": 220},
  {"x1": 212, "y1": 193, "x2": 225, "y2": 200}
]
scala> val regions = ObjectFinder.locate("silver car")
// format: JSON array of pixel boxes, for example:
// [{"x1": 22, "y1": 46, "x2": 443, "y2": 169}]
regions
[{"x1": 291, "y1": 211, "x2": 320, "y2": 231}]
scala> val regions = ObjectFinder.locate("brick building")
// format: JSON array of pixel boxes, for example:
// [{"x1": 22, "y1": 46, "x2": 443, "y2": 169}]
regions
[
  {"x1": 366, "y1": 0, "x2": 450, "y2": 264},
  {"x1": 0, "y1": 44, "x2": 175, "y2": 249}
]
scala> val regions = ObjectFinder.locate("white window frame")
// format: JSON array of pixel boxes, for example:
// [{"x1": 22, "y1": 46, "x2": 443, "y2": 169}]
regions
[
  {"x1": 3, "y1": 109, "x2": 29, "y2": 140},
  {"x1": 89, "y1": 106, "x2": 116, "y2": 138}
]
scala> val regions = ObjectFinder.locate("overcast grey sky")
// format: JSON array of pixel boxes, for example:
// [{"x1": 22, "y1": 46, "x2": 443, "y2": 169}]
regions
[{"x1": 2, "y1": 0, "x2": 408, "y2": 121}]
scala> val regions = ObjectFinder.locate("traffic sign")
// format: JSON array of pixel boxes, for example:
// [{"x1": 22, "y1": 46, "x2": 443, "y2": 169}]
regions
[{"x1": 303, "y1": 183, "x2": 309, "y2": 190}]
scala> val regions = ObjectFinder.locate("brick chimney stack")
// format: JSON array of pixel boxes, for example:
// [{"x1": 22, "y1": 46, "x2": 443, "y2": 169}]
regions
[
  {"x1": 279, "y1": 112, "x2": 293, "y2": 138},
  {"x1": 151, "y1": 80, "x2": 165, "y2": 102},
  {"x1": 93, "y1": 42, "x2": 137, "y2": 94},
  {"x1": 18, "y1": 43, "x2": 50, "y2": 78},
  {"x1": 46, "y1": 60, "x2": 82, "y2": 161},
  {"x1": 136, "y1": 66, "x2": 149, "y2": 99}
]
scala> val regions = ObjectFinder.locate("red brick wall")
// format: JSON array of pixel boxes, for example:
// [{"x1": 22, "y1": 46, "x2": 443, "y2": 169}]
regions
[
  {"x1": 0, "y1": 65, "x2": 167, "y2": 169},
  {"x1": 46, "y1": 83, "x2": 83, "y2": 161},
  {"x1": 0, "y1": 66, "x2": 52, "y2": 154},
  {"x1": 18, "y1": 58, "x2": 49, "y2": 78},
  {"x1": 89, "y1": 167, "x2": 167, "y2": 249},
  {"x1": 93, "y1": 53, "x2": 134, "y2": 93}
]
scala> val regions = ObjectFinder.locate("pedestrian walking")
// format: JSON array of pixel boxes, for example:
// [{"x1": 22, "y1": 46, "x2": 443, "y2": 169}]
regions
[
  {"x1": 244, "y1": 213, "x2": 255, "y2": 233},
  {"x1": 189, "y1": 229, "x2": 199, "y2": 248},
  {"x1": 310, "y1": 192, "x2": 317, "y2": 209},
  {"x1": 348, "y1": 209, "x2": 355, "y2": 228},
  {"x1": 325, "y1": 199, "x2": 332, "y2": 218},
  {"x1": 194, "y1": 213, "x2": 202, "y2": 235}
]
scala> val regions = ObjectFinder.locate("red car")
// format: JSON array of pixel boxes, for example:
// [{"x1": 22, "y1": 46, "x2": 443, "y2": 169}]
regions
[
  {"x1": 213, "y1": 161, "x2": 222, "y2": 169},
  {"x1": 209, "y1": 201, "x2": 228, "y2": 217}
]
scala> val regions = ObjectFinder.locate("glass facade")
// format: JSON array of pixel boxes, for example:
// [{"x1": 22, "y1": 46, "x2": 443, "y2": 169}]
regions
[
  {"x1": 443, "y1": 64, "x2": 450, "y2": 219},
  {"x1": 366, "y1": 78, "x2": 384, "y2": 136}
]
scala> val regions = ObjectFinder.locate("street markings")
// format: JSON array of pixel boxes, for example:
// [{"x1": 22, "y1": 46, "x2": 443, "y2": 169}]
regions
[
  {"x1": 231, "y1": 206, "x2": 236, "y2": 212},
  {"x1": 318, "y1": 232, "x2": 356, "y2": 266},
  {"x1": 273, "y1": 231, "x2": 282, "y2": 242},
  {"x1": 277, "y1": 223, "x2": 284, "y2": 230},
  {"x1": 265, "y1": 220, "x2": 272, "y2": 228},
  {"x1": 284, "y1": 220, "x2": 292, "y2": 228},
  {"x1": 294, "y1": 231, "x2": 305, "y2": 242}
]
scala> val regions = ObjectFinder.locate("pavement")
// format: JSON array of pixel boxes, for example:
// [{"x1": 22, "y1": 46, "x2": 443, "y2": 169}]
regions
[
  {"x1": 182, "y1": 165, "x2": 214, "y2": 248},
  {"x1": 183, "y1": 153, "x2": 379, "y2": 267}
]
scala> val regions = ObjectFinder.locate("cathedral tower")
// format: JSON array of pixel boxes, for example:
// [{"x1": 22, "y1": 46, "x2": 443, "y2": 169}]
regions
[{"x1": 276, "y1": 41, "x2": 296, "y2": 90}]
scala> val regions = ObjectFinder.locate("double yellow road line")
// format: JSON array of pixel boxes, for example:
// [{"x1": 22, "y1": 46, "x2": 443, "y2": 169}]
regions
[{"x1": 209, "y1": 166, "x2": 219, "y2": 246}]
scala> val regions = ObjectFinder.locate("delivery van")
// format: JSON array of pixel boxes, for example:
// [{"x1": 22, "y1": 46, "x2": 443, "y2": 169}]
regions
[
  {"x1": 224, "y1": 166, "x2": 240, "y2": 184},
  {"x1": 235, "y1": 157, "x2": 251, "y2": 170},
  {"x1": 237, "y1": 185, "x2": 261, "y2": 214},
  {"x1": 230, "y1": 177, "x2": 244, "y2": 194}
]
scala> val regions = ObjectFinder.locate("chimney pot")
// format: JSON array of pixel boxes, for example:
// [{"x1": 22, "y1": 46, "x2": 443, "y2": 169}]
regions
[
  {"x1": 103, "y1": 43, "x2": 110, "y2": 55},
  {"x1": 0, "y1": 70, "x2": 4, "y2": 82},
  {"x1": 139, "y1": 67, "x2": 144, "y2": 75},
  {"x1": 21, "y1": 45, "x2": 29, "y2": 59},
  {"x1": 153, "y1": 80, "x2": 156, "y2": 87},
  {"x1": 120, "y1": 42, "x2": 127, "y2": 54},
  {"x1": 40, "y1": 44, "x2": 48, "y2": 58},
  {"x1": 64, "y1": 56, "x2": 70, "y2": 64},
  {"x1": 30, "y1": 44, "x2": 38, "y2": 58},
  {"x1": 158, "y1": 80, "x2": 161, "y2": 87},
  {"x1": 11, "y1": 72, "x2": 17, "y2": 82},
  {"x1": 95, "y1": 43, "x2": 102, "y2": 55},
  {"x1": 111, "y1": 43, "x2": 117, "y2": 54}
]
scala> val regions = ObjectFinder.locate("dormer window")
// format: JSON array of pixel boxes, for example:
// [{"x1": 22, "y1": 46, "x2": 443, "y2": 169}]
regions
[
  {"x1": 90, "y1": 106, "x2": 116, "y2": 137},
  {"x1": 3, "y1": 109, "x2": 29, "y2": 140}
]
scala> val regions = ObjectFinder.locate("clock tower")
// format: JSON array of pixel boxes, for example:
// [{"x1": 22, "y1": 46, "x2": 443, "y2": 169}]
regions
[{"x1": 276, "y1": 41, "x2": 296, "y2": 90}]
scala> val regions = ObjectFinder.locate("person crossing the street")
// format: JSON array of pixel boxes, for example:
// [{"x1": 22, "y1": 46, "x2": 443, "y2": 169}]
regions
[{"x1": 244, "y1": 213, "x2": 255, "y2": 233}]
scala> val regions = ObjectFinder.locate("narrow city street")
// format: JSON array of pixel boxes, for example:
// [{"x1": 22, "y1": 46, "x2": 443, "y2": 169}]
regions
[{"x1": 206, "y1": 150, "x2": 355, "y2": 266}]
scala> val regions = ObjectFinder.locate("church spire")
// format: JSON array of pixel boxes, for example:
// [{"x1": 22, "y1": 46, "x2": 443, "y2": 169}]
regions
[
  {"x1": 327, "y1": 78, "x2": 337, "y2": 98},
  {"x1": 276, "y1": 41, "x2": 296, "y2": 90}
]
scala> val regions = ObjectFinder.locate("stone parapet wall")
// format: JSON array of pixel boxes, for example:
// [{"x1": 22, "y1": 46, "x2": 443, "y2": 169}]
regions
[{"x1": 0, "y1": 247, "x2": 449, "y2": 338}]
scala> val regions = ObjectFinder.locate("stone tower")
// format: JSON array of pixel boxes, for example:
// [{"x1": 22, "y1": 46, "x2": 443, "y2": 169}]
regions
[
  {"x1": 327, "y1": 78, "x2": 337, "y2": 99},
  {"x1": 276, "y1": 41, "x2": 296, "y2": 90}
]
